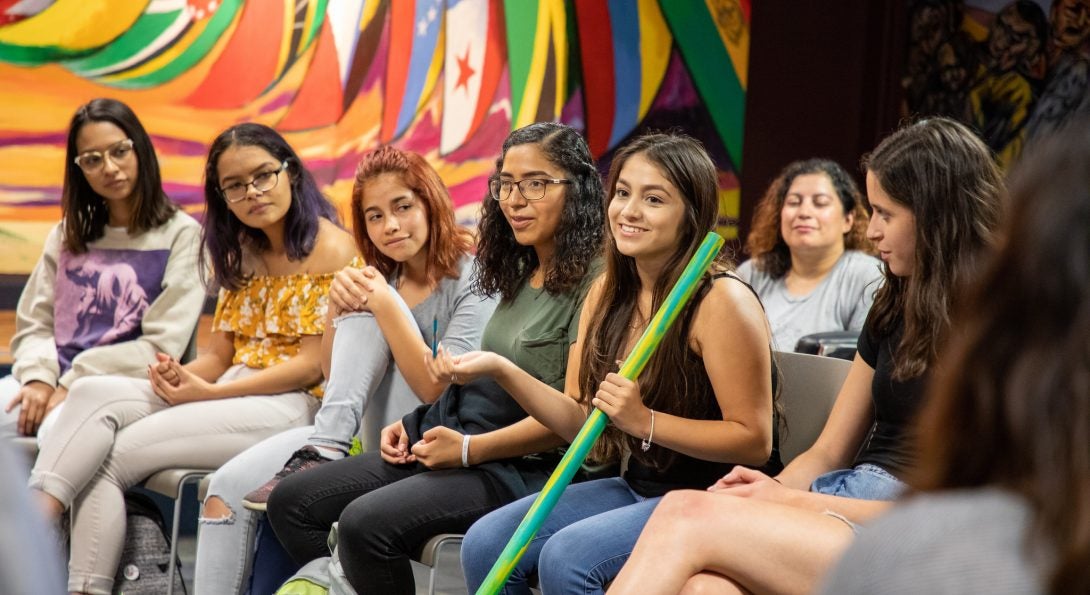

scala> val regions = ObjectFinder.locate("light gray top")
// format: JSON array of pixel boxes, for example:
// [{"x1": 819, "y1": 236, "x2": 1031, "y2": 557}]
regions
[
  {"x1": 736, "y1": 250, "x2": 883, "y2": 351},
  {"x1": 12, "y1": 212, "x2": 204, "y2": 388},
  {"x1": 399, "y1": 256, "x2": 497, "y2": 361},
  {"x1": 819, "y1": 488, "x2": 1050, "y2": 595}
]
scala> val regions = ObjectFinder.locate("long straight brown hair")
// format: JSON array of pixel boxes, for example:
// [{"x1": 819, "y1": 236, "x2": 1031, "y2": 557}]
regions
[
  {"x1": 580, "y1": 132, "x2": 733, "y2": 468},
  {"x1": 863, "y1": 118, "x2": 1003, "y2": 380},
  {"x1": 913, "y1": 119, "x2": 1090, "y2": 594}
]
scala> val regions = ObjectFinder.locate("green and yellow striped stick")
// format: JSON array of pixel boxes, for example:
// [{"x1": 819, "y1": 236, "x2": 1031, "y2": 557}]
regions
[{"x1": 477, "y1": 232, "x2": 725, "y2": 595}]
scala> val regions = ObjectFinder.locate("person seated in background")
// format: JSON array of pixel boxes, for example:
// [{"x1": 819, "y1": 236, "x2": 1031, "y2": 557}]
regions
[
  {"x1": 1, "y1": 98, "x2": 204, "y2": 442},
  {"x1": 607, "y1": 117, "x2": 1004, "y2": 595},
  {"x1": 737, "y1": 159, "x2": 882, "y2": 352},
  {"x1": 28, "y1": 122, "x2": 358, "y2": 595},
  {"x1": 820, "y1": 118, "x2": 1090, "y2": 595}
]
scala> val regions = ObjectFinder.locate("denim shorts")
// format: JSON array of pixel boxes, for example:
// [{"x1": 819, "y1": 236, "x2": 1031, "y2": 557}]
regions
[{"x1": 809, "y1": 463, "x2": 906, "y2": 501}]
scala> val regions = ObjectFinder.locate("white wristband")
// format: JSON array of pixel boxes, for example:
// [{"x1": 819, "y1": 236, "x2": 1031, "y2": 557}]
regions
[{"x1": 461, "y1": 433, "x2": 472, "y2": 468}]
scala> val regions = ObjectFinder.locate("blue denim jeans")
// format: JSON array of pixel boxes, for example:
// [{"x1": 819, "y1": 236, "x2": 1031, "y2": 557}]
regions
[
  {"x1": 809, "y1": 463, "x2": 906, "y2": 501},
  {"x1": 461, "y1": 477, "x2": 660, "y2": 595}
]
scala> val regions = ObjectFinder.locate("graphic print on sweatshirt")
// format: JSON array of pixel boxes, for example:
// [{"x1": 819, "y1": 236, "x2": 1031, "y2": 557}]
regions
[{"x1": 53, "y1": 248, "x2": 170, "y2": 373}]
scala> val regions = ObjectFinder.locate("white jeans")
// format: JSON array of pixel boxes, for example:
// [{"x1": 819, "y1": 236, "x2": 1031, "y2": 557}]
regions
[{"x1": 29, "y1": 365, "x2": 318, "y2": 595}]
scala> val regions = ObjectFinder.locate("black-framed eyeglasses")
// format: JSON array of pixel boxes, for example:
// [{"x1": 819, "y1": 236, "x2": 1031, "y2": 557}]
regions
[
  {"x1": 489, "y1": 178, "x2": 570, "y2": 201},
  {"x1": 74, "y1": 138, "x2": 135, "y2": 173},
  {"x1": 220, "y1": 161, "x2": 288, "y2": 203}
]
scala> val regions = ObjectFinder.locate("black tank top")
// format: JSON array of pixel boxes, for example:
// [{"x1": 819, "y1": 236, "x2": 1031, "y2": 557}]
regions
[{"x1": 625, "y1": 273, "x2": 782, "y2": 498}]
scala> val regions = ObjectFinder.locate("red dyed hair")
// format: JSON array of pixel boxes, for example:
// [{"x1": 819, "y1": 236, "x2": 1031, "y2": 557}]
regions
[{"x1": 350, "y1": 146, "x2": 474, "y2": 283}]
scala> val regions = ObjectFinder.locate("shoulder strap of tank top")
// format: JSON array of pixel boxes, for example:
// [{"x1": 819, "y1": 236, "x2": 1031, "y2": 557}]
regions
[{"x1": 710, "y1": 271, "x2": 764, "y2": 308}]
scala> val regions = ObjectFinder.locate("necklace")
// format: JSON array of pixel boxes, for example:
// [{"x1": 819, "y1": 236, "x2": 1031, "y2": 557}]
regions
[{"x1": 629, "y1": 307, "x2": 647, "y2": 330}]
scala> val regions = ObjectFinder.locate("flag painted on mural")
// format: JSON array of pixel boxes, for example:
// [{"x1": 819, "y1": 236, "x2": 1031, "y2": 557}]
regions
[
  {"x1": 661, "y1": 0, "x2": 749, "y2": 170},
  {"x1": 277, "y1": 18, "x2": 342, "y2": 131},
  {"x1": 0, "y1": 0, "x2": 146, "y2": 65},
  {"x1": 62, "y1": 0, "x2": 193, "y2": 78},
  {"x1": 339, "y1": 0, "x2": 387, "y2": 113},
  {"x1": 92, "y1": 0, "x2": 243, "y2": 89},
  {"x1": 440, "y1": 0, "x2": 504, "y2": 155},
  {"x1": 503, "y1": 0, "x2": 568, "y2": 129},
  {"x1": 575, "y1": 0, "x2": 670, "y2": 156},
  {"x1": 186, "y1": 0, "x2": 327, "y2": 109},
  {"x1": 328, "y1": 0, "x2": 370, "y2": 88},
  {"x1": 382, "y1": 0, "x2": 444, "y2": 142}
]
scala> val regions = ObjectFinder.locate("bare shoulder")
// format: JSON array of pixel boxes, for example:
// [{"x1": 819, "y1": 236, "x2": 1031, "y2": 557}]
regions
[
  {"x1": 306, "y1": 220, "x2": 359, "y2": 274},
  {"x1": 692, "y1": 275, "x2": 768, "y2": 342}
]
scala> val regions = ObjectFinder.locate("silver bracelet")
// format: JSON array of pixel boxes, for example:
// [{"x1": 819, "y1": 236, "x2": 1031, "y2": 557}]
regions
[
  {"x1": 462, "y1": 433, "x2": 472, "y2": 467},
  {"x1": 640, "y1": 409, "x2": 655, "y2": 452}
]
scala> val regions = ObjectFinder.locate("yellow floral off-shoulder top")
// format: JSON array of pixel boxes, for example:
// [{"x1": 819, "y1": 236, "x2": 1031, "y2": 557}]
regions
[{"x1": 211, "y1": 258, "x2": 362, "y2": 396}]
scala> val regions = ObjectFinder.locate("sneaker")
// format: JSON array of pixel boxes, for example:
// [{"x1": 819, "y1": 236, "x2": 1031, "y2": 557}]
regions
[{"x1": 242, "y1": 446, "x2": 326, "y2": 511}]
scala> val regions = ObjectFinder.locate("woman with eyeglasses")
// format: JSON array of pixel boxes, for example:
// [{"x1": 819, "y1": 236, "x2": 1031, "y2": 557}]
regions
[
  {"x1": 1, "y1": 98, "x2": 204, "y2": 442},
  {"x1": 265, "y1": 122, "x2": 604, "y2": 594},
  {"x1": 28, "y1": 122, "x2": 358, "y2": 595},
  {"x1": 454, "y1": 132, "x2": 778, "y2": 594},
  {"x1": 191, "y1": 145, "x2": 498, "y2": 594}
]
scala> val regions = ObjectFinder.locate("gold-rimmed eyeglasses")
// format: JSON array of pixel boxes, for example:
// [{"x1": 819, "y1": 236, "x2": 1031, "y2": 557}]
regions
[
  {"x1": 74, "y1": 138, "x2": 135, "y2": 173},
  {"x1": 220, "y1": 161, "x2": 288, "y2": 203},
  {"x1": 489, "y1": 177, "x2": 570, "y2": 201}
]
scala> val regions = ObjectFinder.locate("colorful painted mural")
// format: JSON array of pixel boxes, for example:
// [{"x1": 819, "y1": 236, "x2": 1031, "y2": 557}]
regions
[
  {"x1": 0, "y1": 0, "x2": 749, "y2": 275},
  {"x1": 904, "y1": 0, "x2": 1090, "y2": 167}
]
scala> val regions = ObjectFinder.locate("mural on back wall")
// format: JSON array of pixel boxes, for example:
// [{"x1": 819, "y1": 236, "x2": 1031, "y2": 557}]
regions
[
  {"x1": 903, "y1": 0, "x2": 1090, "y2": 167},
  {"x1": 0, "y1": 0, "x2": 750, "y2": 275}
]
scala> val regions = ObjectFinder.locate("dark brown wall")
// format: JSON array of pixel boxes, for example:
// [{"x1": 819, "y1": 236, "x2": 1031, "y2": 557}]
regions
[{"x1": 739, "y1": 0, "x2": 908, "y2": 247}]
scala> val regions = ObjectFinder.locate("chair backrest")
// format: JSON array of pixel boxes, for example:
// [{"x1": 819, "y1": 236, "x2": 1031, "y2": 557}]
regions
[
  {"x1": 775, "y1": 351, "x2": 852, "y2": 465},
  {"x1": 794, "y1": 330, "x2": 861, "y2": 361}
]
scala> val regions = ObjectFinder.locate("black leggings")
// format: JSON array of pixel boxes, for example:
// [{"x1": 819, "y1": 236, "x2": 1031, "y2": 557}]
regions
[{"x1": 267, "y1": 451, "x2": 511, "y2": 594}]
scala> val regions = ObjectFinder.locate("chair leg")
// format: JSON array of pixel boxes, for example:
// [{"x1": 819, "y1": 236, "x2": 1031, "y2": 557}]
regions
[
  {"x1": 167, "y1": 482, "x2": 184, "y2": 595},
  {"x1": 429, "y1": 538, "x2": 461, "y2": 595}
]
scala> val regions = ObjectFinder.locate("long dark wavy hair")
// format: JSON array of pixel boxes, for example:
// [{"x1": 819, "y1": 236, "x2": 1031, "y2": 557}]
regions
[
  {"x1": 200, "y1": 123, "x2": 339, "y2": 290},
  {"x1": 62, "y1": 98, "x2": 176, "y2": 254},
  {"x1": 863, "y1": 117, "x2": 1003, "y2": 380},
  {"x1": 581, "y1": 132, "x2": 751, "y2": 468},
  {"x1": 745, "y1": 158, "x2": 873, "y2": 279},
  {"x1": 349, "y1": 146, "x2": 474, "y2": 283},
  {"x1": 473, "y1": 122, "x2": 604, "y2": 300},
  {"x1": 912, "y1": 118, "x2": 1090, "y2": 595}
]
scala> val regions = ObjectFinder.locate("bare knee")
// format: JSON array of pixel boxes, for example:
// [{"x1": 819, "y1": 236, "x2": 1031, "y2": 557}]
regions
[
  {"x1": 655, "y1": 490, "x2": 735, "y2": 526},
  {"x1": 201, "y1": 496, "x2": 233, "y2": 522}
]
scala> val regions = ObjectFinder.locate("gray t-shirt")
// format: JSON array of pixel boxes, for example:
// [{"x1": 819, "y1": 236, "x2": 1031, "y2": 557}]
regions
[
  {"x1": 736, "y1": 250, "x2": 883, "y2": 351},
  {"x1": 349, "y1": 257, "x2": 497, "y2": 450},
  {"x1": 820, "y1": 488, "x2": 1049, "y2": 595},
  {"x1": 400, "y1": 257, "x2": 498, "y2": 362}
]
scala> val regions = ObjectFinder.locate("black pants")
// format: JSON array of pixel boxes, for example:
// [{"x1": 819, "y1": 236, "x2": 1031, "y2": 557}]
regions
[{"x1": 267, "y1": 451, "x2": 511, "y2": 594}]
